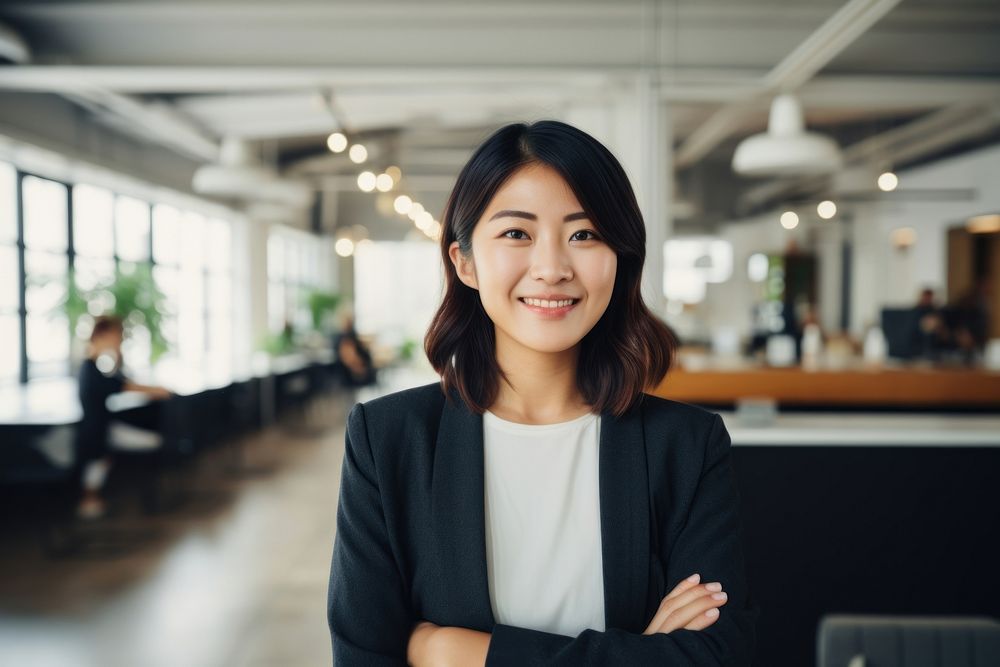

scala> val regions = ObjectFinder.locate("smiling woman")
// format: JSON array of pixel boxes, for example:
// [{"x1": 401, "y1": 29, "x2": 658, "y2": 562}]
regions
[{"x1": 327, "y1": 120, "x2": 759, "y2": 667}]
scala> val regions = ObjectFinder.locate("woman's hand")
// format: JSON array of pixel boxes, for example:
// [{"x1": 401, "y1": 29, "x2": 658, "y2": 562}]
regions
[
  {"x1": 642, "y1": 573, "x2": 728, "y2": 635},
  {"x1": 407, "y1": 621, "x2": 491, "y2": 667}
]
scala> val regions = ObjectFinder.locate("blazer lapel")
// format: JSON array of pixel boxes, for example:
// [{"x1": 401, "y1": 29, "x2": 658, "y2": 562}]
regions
[
  {"x1": 598, "y1": 403, "x2": 651, "y2": 632},
  {"x1": 430, "y1": 389, "x2": 496, "y2": 630},
  {"x1": 430, "y1": 389, "x2": 650, "y2": 634}
]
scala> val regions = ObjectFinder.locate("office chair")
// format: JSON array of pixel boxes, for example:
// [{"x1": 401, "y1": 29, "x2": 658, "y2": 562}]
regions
[{"x1": 818, "y1": 614, "x2": 1000, "y2": 667}]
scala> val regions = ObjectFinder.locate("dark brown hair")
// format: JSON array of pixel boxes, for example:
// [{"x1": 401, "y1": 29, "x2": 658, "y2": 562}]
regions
[
  {"x1": 423, "y1": 120, "x2": 678, "y2": 417},
  {"x1": 89, "y1": 315, "x2": 124, "y2": 342}
]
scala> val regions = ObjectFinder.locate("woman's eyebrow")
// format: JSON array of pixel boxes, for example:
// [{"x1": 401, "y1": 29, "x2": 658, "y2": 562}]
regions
[{"x1": 488, "y1": 209, "x2": 589, "y2": 222}]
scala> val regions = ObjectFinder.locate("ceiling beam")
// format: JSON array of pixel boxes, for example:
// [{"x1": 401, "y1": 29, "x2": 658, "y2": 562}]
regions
[{"x1": 675, "y1": 0, "x2": 904, "y2": 169}]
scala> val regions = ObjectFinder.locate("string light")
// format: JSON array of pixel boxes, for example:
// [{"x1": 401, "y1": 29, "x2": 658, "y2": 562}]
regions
[
  {"x1": 817, "y1": 200, "x2": 837, "y2": 219},
  {"x1": 780, "y1": 211, "x2": 799, "y2": 229},
  {"x1": 877, "y1": 171, "x2": 898, "y2": 192},
  {"x1": 393, "y1": 195, "x2": 413, "y2": 214},
  {"x1": 327, "y1": 132, "x2": 347, "y2": 153},
  {"x1": 357, "y1": 171, "x2": 376, "y2": 192},
  {"x1": 349, "y1": 144, "x2": 368, "y2": 164}
]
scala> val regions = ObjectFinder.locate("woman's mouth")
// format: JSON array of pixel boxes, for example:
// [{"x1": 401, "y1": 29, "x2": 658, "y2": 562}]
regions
[{"x1": 518, "y1": 297, "x2": 580, "y2": 318}]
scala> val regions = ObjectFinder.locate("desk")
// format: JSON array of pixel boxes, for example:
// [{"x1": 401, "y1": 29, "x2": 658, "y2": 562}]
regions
[
  {"x1": 653, "y1": 365, "x2": 1000, "y2": 409},
  {"x1": 0, "y1": 353, "x2": 337, "y2": 475}
]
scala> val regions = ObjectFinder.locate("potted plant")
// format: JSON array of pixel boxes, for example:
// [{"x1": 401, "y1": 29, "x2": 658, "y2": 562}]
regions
[{"x1": 60, "y1": 262, "x2": 170, "y2": 363}]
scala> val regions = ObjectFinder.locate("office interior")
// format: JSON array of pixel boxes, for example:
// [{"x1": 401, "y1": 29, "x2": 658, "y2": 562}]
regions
[{"x1": 1, "y1": 2, "x2": 999, "y2": 666}]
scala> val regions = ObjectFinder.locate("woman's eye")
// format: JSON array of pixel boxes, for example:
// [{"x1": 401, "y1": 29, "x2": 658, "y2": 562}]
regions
[
  {"x1": 502, "y1": 229, "x2": 528, "y2": 240},
  {"x1": 572, "y1": 230, "x2": 599, "y2": 242}
]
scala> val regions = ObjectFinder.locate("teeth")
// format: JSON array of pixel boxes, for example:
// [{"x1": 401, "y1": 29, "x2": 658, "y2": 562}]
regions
[{"x1": 522, "y1": 298, "x2": 576, "y2": 308}]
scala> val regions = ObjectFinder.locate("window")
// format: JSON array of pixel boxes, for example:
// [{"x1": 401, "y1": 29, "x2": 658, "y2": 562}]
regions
[
  {"x1": 354, "y1": 241, "x2": 443, "y2": 345},
  {"x1": 115, "y1": 195, "x2": 151, "y2": 262},
  {"x1": 5, "y1": 157, "x2": 244, "y2": 384},
  {"x1": 0, "y1": 162, "x2": 19, "y2": 383},
  {"x1": 267, "y1": 226, "x2": 334, "y2": 338},
  {"x1": 205, "y1": 218, "x2": 233, "y2": 362},
  {"x1": 22, "y1": 175, "x2": 69, "y2": 379}
]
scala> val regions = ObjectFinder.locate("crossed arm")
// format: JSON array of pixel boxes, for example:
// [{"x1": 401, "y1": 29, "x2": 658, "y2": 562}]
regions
[{"x1": 406, "y1": 571, "x2": 731, "y2": 666}]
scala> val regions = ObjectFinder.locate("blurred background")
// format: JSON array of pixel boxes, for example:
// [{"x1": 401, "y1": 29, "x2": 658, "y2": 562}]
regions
[{"x1": 1, "y1": 1, "x2": 999, "y2": 666}]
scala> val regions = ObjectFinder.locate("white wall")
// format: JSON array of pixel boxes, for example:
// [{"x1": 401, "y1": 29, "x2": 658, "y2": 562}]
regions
[
  {"x1": 851, "y1": 141, "x2": 1000, "y2": 334},
  {"x1": 699, "y1": 141, "x2": 1000, "y2": 345}
]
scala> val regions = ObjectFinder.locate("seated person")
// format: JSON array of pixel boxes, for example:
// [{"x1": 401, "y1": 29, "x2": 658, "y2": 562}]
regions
[
  {"x1": 75, "y1": 315, "x2": 171, "y2": 519},
  {"x1": 331, "y1": 313, "x2": 377, "y2": 388}
]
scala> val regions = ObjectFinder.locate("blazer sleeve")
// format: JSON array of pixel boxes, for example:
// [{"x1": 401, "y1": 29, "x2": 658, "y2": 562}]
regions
[
  {"x1": 328, "y1": 402, "x2": 413, "y2": 666},
  {"x1": 484, "y1": 413, "x2": 758, "y2": 666}
]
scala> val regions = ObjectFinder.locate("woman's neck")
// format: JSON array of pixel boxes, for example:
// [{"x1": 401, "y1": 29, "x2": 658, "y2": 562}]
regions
[{"x1": 489, "y1": 335, "x2": 590, "y2": 425}]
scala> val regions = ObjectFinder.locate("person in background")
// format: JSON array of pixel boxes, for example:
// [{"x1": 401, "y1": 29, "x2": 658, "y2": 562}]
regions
[
  {"x1": 947, "y1": 280, "x2": 992, "y2": 363},
  {"x1": 75, "y1": 315, "x2": 171, "y2": 519},
  {"x1": 331, "y1": 312, "x2": 377, "y2": 388},
  {"x1": 913, "y1": 287, "x2": 946, "y2": 360}
]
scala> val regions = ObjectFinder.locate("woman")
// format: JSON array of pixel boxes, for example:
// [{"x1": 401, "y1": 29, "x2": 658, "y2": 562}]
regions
[
  {"x1": 327, "y1": 120, "x2": 758, "y2": 665},
  {"x1": 75, "y1": 315, "x2": 171, "y2": 519}
]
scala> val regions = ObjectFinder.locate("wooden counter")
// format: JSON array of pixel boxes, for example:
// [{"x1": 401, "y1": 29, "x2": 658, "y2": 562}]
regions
[{"x1": 651, "y1": 365, "x2": 1000, "y2": 409}]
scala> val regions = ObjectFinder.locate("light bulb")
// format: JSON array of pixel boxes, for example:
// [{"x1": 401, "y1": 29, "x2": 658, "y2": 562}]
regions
[
  {"x1": 357, "y1": 171, "x2": 377, "y2": 192},
  {"x1": 817, "y1": 200, "x2": 837, "y2": 219},
  {"x1": 335, "y1": 238, "x2": 355, "y2": 257},
  {"x1": 393, "y1": 195, "x2": 413, "y2": 215},
  {"x1": 780, "y1": 211, "x2": 799, "y2": 229},
  {"x1": 327, "y1": 132, "x2": 347, "y2": 153},
  {"x1": 349, "y1": 144, "x2": 368, "y2": 164},
  {"x1": 877, "y1": 171, "x2": 898, "y2": 192}
]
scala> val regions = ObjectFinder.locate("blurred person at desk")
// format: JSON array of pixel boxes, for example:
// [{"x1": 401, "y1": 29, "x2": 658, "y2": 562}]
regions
[
  {"x1": 75, "y1": 315, "x2": 172, "y2": 519},
  {"x1": 331, "y1": 312, "x2": 377, "y2": 388}
]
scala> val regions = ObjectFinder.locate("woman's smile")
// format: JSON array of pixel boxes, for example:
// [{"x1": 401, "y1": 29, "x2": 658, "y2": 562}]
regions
[{"x1": 517, "y1": 297, "x2": 580, "y2": 318}]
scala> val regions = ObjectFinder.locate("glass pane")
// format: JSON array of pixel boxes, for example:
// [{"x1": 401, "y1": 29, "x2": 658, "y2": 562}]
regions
[
  {"x1": 0, "y1": 314, "x2": 19, "y2": 382},
  {"x1": 152, "y1": 204, "x2": 181, "y2": 265},
  {"x1": 207, "y1": 274, "x2": 231, "y2": 315},
  {"x1": 23, "y1": 175, "x2": 68, "y2": 252},
  {"x1": 267, "y1": 233, "x2": 284, "y2": 281},
  {"x1": 0, "y1": 245, "x2": 19, "y2": 311},
  {"x1": 153, "y1": 265, "x2": 179, "y2": 349},
  {"x1": 0, "y1": 162, "x2": 15, "y2": 243},
  {"x1": 179, "y1": 212, "x2": 205, "y2": 270},
  {"x1": 285, "y1": 239, "x2": 300, "y2": 284},
  {"x1": 207, "y1": 315, "x2": 231, "y2": 357},
  {"x1": 115, "y1": 196, "x2": 150, "y2": 261},
  {"x1": 26, "y1": 312, "x2": 70, "y2": 378},
  {"x1": 268, "y1": 281, "x2": 285, "y2": 333},
  {"x1": 72, "y1": 184, "x2": 114, "y2": 258},
  {"x1": 178, "y1": 267, "x2": 204, "y2": 365},
  {"x1": 25, "y1": 250, "x2": 68, "y2": 313},
  {"x1": 73, "y1": 256, "x2": 115, "y2": 292},
  {"x1": 206, "y1": 219, "x2": 231, "y2": 273}
]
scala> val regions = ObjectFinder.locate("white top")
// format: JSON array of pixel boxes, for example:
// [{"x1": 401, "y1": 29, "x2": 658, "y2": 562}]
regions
[{"x1": 482, "y1": 409, "x2": 606, "y2": 637}]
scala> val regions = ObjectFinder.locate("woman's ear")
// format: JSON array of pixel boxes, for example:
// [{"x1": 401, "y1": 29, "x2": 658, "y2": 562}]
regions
[{"x1": 449, "y1": 241, "x2": 478, "y2": 290}]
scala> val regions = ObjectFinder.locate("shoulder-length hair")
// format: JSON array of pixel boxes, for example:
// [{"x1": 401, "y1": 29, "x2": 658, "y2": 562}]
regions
[{"x1": 423, "y1": 120, "x2": 677, "y2": 417}]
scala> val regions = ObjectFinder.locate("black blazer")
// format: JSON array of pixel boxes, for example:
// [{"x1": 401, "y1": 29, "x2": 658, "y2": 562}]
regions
[{"x1": 327, "y1": 381, "x2": 759, "y2": 666}]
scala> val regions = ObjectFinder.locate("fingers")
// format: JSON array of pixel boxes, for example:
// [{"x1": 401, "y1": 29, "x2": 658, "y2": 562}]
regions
[
  {"x1": 643, "y1": 577, "x2": 728, "y2": 636},
  {"x1": 643, "y1": 574, "x2": 701, "y2": 635},
  {"x1": 665, "y1": 573, "x2": 701, "y2": 601},
  {"x1": 661, "y1": 590, "x2": 727, "y2": 634}
]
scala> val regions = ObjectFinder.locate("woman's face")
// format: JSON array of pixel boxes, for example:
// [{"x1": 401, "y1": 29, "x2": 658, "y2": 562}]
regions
[{"x1": 449, "y1": 162, "x2": 617, "y2": 357}]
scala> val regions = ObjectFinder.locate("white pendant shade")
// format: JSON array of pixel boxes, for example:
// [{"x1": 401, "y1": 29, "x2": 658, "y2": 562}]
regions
[
  {"x1": 193, "y1": 137, "x2": 312, "y2": 207},
  {"x1": 732, "y1": 94, "x2": 843, "y2": 177}
]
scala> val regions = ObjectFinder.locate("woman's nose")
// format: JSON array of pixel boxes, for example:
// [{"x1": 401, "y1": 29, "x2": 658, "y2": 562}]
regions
[{"x1": 529, "y1": 241, "x2": 573, "y2": 282}]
